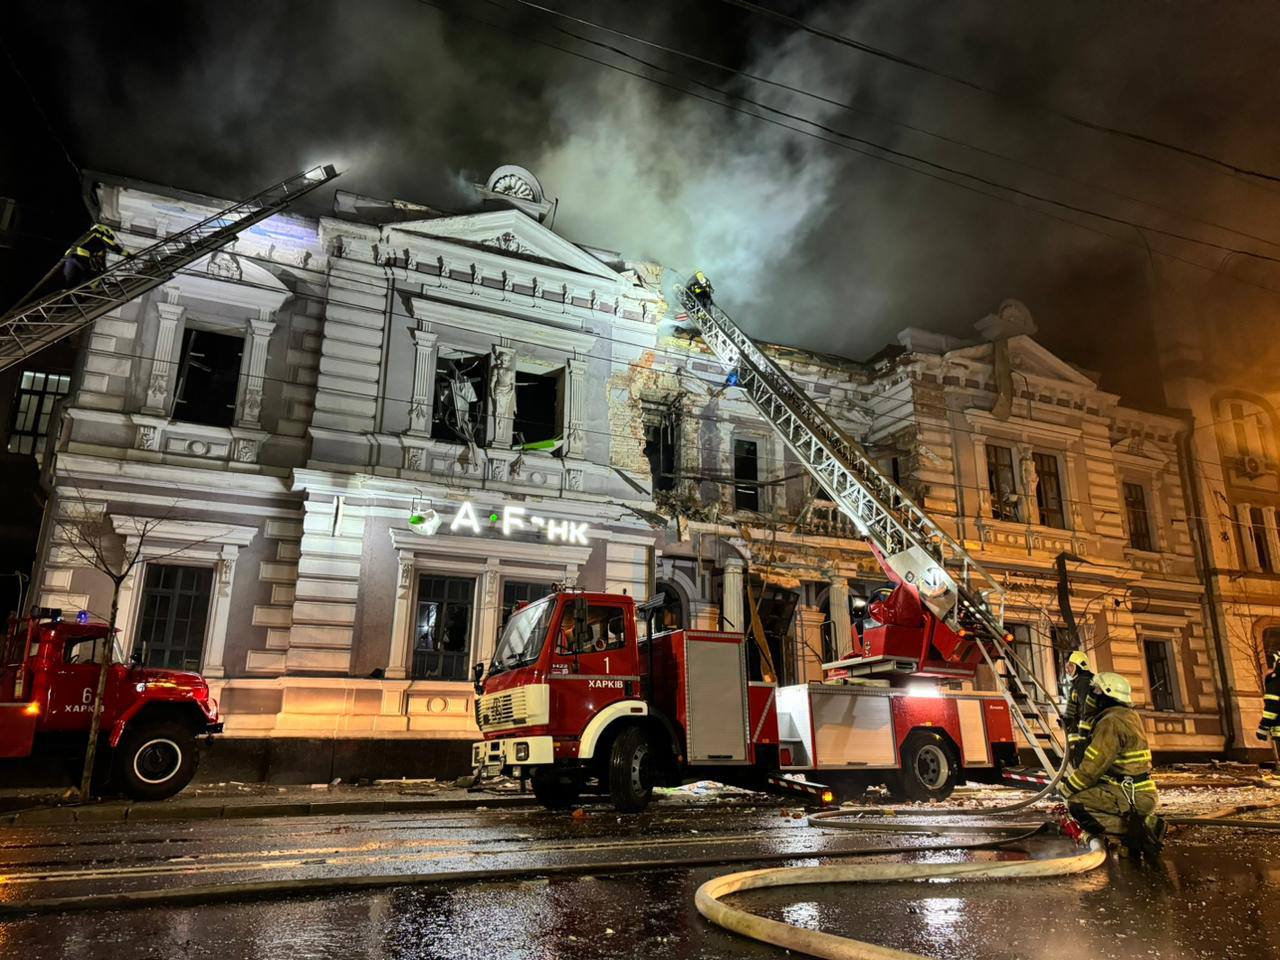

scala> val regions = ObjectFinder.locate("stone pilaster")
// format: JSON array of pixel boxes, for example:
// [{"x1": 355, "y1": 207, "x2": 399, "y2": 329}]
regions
[
  {"x1": 826, "y1": 574, "x2": 852, "y2": 659},
  {"x1": 237, "y1": 309, "x2": 276, "y2": 428},
  {"x1": 563, "y1": 356, "x2": 587, "y2": 458},
  {"x1": 406, "y1": 327, "x2": 439, "y2": 436},
  {"x1": 721, "y1": 556, "x2": 745, "y2": 633},
  {"x1": 489, "y1": 345, "x2": 516, "y2": 448},
  {"x1": 145, "y1": 293, "x2": 185, "y2": 415},
  {"x1": 795, "y1": 606, "x2": 827, "y2": 682}
]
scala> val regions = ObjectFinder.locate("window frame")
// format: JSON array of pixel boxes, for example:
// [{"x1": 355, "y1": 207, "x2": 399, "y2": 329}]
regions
[
  {"x1": 733, "y1": 437, "x2": 761, "y2": 512},
  {"x1": 642, "y1": 401, "x2": 680, "y2": 493},
  {"x1": 172, "y1": 325, "x2": 246, "y2": 428},
  {"x1": 1122, "y1": 481, "x2": 1154, "y2": 552},
  {"x1": 7, "y1": 370, "x2": 71, "y2": 457},
  {"x1": 132, "y1": 563, "x2": 215, "y2": 672},
  {"x1": 410, "y1": 573, "x2": 478, "y2": 682},
  {"x1": 985, "y1": 443, "x2": 1020, "y2": 522},
  {"x1": 1032, "y1": 451, "x2": 1067, "y2": 529},
  {"x1": 1142, "y1": 637, "x2": 1179, "y2": 712}
]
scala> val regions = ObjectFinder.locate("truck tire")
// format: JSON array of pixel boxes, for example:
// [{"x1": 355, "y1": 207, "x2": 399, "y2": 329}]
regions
[
  {"x1": 116, "y1": 721, "x2": 198, "y2": 801},
  {"x1": 608, "y1": 725, "x2": 655, "y2": 813},
  {"x1": 886, "y1": 730, "x2": 959, "y2": 803},
  {"x1": 531, "y1": 768, "x2": 581, "y2": 810}
]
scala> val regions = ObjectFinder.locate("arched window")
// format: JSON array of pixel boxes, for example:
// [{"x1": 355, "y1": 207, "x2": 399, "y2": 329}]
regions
[
  {"x1": 652, "y1": 580, "x2": 687, "y2": 631},
  {"x1": 1216, "y1": 396, "x2": 1279, "y2": 470}
]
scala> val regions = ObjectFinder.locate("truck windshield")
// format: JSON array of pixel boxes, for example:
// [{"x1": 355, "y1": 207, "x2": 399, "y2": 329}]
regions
[{"x1": 489, "y1": 598, "x2": 554, "y2": 675}]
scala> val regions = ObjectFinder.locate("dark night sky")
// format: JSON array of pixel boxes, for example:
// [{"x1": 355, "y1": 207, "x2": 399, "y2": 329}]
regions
[{"x1": 4, "y1": 0, "x2": 1280, "y2": 408}]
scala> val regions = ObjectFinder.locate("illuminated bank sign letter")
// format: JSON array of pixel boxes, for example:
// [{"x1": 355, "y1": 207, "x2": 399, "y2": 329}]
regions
[{"x1": 439, "y1": 500, "x2": 591, "y2": 544}]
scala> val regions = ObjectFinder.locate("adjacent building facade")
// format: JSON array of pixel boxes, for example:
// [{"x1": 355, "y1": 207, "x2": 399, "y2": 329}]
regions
[{"x1": 5, "y1": 165, "x2": 1259, "y2": 776}]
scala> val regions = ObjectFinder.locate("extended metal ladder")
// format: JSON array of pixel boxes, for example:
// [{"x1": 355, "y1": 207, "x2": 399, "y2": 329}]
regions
[
  {"x1": 0, "y1": 165, "x2": 340, "y2": 372},
  {"x1": 678, "y1": 280, "x2": 1066, "y2": 780}
]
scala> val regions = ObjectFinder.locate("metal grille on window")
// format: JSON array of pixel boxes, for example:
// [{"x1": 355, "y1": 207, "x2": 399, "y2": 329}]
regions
[
  {"x1": 1033, "y1": 452, "x2": 1066, "y2": 528},
  {"x1": 1123, "y1": 482, "x2": 1152, "y2": 551},
  {"x1": 8, "y1": 371, "x2": 70, "y2": 455},
  {"x1": 1143, "y1": 639, "x2": 1177, "y2": 712},
  {"x1": 985, "y1": 444, "x2": 1019, "y2": 521},
  {"x1": 412, "y1": 574, "x2": 476, "y2": 681},
  {"x1": 135, "y1": 565, "x2": 213, "y2": 671}
]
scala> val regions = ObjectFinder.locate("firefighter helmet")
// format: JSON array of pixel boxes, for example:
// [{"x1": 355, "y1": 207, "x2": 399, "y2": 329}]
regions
[
  {"x1": 1091, "y1": 671, "x2": 1133, "y2": 705},
  {"x1": 1068, "y1": 650, "x2": 1090, "y2": 670}
]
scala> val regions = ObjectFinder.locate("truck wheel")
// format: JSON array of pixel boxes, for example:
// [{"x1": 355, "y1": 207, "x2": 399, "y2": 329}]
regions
[
  {"x1": 531, "y1": 768, "x2": 581, "y2": 810},
  {"x1": 116, "y1": 722, "x2": 197, "y2": 801},
  {"x1": 887, "y1": 731, "x2": 959, "y2": 802},
  {"x1": 608, "y1": 726, "x2": 655, "y2": 813}
]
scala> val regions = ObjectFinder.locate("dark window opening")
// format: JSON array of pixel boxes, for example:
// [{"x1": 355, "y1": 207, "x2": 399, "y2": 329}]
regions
[
  {"x1": 513, "y1": 369, "x2": 562, "y2": 446},
  {"x1": 432, "y1": 354, "x2": 488, "y2": 446},
  {"x1": 986, "y1": 444, "x2": 1019, "y2": 522},
  {"x1": 8, "y1": 370, "x2": 70, "y2": 456},
  {"x1": 652, "y1": 582, "x2": 686, "y2": 631},
  {"x1": 135, "y1": 564, "x2": 213, "y2": 671},
  {"x1": 734, "y1": 438, "x2": 760, "y2": 511},
  {"x1": 501, "y1": 580, "x2": 553, "y2": 630},
  {"x1": 1263, "y1": 626, "x2": 1280, "y2": 668},
  {"x1": 643, "y1": 403, "x2": 679, "y2": 493},
  {"x1": 1033, "y1": 452, "x2": 1066, "y2": 528},
  {"x1": 1051, "y1": 625, "x2": 1076, "y2": 687},
  {"x1": 1249, "y1": 506, "x2": 1273, "y2": 572},
  {"x1": 1124, "y1": 482, "x2": 1153, "y2": 551},
  {"x1": 174, "y1": 328, "x2": 243, "y2": 428},
  {"x1": 412, "y1": 574, "x2": 475, "y2": 681},
  {"x1": 1143, "y1": 639, "x2": 1177, "y2": 711}
]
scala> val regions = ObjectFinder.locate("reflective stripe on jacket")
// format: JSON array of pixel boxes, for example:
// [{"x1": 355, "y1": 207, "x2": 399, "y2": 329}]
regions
[{"x1": 1065, "y1": 704, "x2": 1153, "y2": 795}]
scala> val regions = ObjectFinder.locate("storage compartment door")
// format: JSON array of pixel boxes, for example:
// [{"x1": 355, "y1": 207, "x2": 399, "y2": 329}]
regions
[
  {"x1": 956, "y1": 698, "x2": 991, "y2": 766},
  {"x1": 684, "y1": 636, "x2": 748, "y2": 763},
  {"x1": 812, "y1": 689, "x2": 896, "y2": 768}
]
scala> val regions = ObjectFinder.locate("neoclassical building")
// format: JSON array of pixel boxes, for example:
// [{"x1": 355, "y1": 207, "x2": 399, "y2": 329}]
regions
[{"x1": 13, "y1": 164, "x2": 1237, "y2": 777}]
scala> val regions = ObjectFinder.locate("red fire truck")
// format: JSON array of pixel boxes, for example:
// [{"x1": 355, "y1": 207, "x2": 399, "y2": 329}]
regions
[
  {"x1": 472, "y1": 587, "x2": 1017, "y2": 813},
  {"x1": 0, "y1": 608, "x2": 222, "y2": 799}
]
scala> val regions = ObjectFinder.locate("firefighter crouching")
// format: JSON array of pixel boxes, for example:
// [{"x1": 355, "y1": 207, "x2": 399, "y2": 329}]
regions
[
  {"x1": 1061, "y1": 671, "x2": 1167, "y2": 858},
  {"x1": 1062, "y1": 650, "x2": 1095, "y2": 766},
  {"x1": 1257, "y1": 651, "x2": 1280, "y2": 744}
]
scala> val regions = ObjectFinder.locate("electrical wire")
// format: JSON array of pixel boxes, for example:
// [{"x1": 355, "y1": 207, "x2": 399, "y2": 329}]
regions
[{"x1": 716, "y1": 0, "x2": 1280, "y2": 187}]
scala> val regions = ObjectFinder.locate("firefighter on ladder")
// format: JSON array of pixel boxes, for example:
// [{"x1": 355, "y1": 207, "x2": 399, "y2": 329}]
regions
[
  {"x1": 1256, "y1": 651, "x2": 1280, "y2": 746},
  {"x1": 1062, "y1": 650, "x2": 1095, "y2": 766},
  {"x1": 59, "y1": 223, "x2": 125, "y2": 289},
  {"x1": 1060, "y1": 671, "x2": 1167, "y2": 858}
]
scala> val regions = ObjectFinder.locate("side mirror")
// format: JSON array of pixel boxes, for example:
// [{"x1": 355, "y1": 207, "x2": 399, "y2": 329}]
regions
[
  {"x1": 130, "y1": 649, "x2": 143, "y2": 667},
  {"x1": 472, "y1": 661, "x2": 485, "y2": 695}
]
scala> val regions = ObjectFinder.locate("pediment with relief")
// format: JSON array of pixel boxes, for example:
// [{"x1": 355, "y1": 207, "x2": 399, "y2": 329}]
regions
[
  {"x1": 391, "y1": 208, "x2": 623, "y2": 284},
  {"x1": 945, "y1": 335, "x2": 1099, "y2": 391}
]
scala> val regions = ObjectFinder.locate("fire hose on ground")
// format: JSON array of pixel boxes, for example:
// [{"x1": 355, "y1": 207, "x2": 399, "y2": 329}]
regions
[{"x1": 694, "y1": 775, "x2": 1280, "y2": 960}]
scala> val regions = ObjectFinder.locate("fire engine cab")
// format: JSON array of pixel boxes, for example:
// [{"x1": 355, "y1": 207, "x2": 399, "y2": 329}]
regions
[
  {"x1": 0, "y1": 608, "x2": 222, "y2": 799},
  {"x1": 472, "y1": 589, "x2": 1016, "y2": 813}
]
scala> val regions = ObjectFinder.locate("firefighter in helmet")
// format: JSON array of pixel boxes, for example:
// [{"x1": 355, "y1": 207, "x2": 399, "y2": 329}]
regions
[
  {"x1": 688, "y1": 270, "x2": 714, "y2": 305},
  {"x1": 1062, "y1": 650, "x2": 1096, "y2": 766},
  {"x1": 1256, "y1": 651, "x2": 1280, "y2": 744},
  {"x1": 60, "y1": 223, "x2": 125, "y2": 289},
  {"x1": 1061, "y1": 671, "x2": 1167, "y2": 858}
]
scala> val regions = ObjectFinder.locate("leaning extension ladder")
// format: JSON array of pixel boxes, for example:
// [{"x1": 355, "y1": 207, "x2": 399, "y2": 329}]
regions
[
  {"x1": 678, "y1": 281, "x2": 1066, "y2": 778},
  {"x1": 0, "y1": 165, "x2": 340, "y2": 372}
]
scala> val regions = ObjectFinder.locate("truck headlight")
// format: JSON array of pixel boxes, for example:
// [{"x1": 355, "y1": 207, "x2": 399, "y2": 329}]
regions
[{"x1": 515, "y1": 742, "x2": 529, "y2": 762}]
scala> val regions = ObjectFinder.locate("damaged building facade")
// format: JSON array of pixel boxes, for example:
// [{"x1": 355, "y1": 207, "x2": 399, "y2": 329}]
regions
[{"x1": 13, "y1": 163, "x2": 1244, "y2": 775}]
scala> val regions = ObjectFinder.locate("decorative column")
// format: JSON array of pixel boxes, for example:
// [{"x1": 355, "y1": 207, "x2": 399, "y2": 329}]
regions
[
  {"x1": 475, "y1": 560, "x2": 503, "y2": 666},
  {"x1": 489, "y1": 346, "x2": 516, "y2": 448},
  {"x1": 385, "y1": 550, "x2": 416, "y2": 680},
  {"x1": 826, "y1": 573, "x2": 853, "y2": 659},
  {"x1": 721, "y1": 556, "x2": 745, "y2": 633},
  {"x1": 238, "y1": 309, "x2": 276, "y2": 427},
  {"x1": 795, "y1": 607, "x2": 827, "y2": 682},
  {"x1": 406, "y1": 327, "x2": 439, "y2": 435},
  {"x1": 201, "y1": 545, "x2": 240, "y2": 678},
  {"x1": 144, "y1": 291, "x2": 185, "y2": 414},
  {"x1": 562, "y1": 356, "x2": 587, "y2": 458}
]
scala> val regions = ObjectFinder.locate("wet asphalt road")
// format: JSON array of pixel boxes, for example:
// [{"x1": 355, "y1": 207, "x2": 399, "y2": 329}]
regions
[{"x1": 1, "y1": 799, "x2": 1278, "y2": 959}]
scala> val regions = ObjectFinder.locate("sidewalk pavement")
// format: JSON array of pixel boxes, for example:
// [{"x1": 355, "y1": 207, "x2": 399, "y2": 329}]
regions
[{"x1": 0, "y1": 778, "x2": 535, "y2": 826}]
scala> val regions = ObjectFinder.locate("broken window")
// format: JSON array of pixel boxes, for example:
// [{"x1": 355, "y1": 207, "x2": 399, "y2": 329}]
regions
[
  {"x1": 432, "y1": 353, "x2": 488, "y2": 447},
  {"x1": 1143, "y1": 639, "x2": 1177, "y2": 711},
  {"x1": 513, "y1": 368, "x2": 563, "y2": 447},
  {"x1": 1249, "y1": 506, "x2": 1273, "y2": 572},
  {"x1": 8, "y1": 370, "x2": 70, "y2": 456},
  {"x1": 1033, "y1": 452, "x2": 1066, "y2": 528},
  {"x1": 734, "y1": 438, "x2": 759, "y2": 511},
  {"x1": 1123, "y1": 482, "x2": 1152, "y2": 551},
  {"x1": 174, "y1": 327, "x2": 243, "y2": 428},
  {"x1": 643, "y1": 402, "x2": 679, "y2": 493},
  {"x1": 985, "y1": 444, "x2": 1019, "y2": 521}
]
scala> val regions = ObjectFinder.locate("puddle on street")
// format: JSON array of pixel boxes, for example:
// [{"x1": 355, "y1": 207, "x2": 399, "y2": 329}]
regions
[{"x1": 1, "y1": 826, "x2": 1276, "y2": 960}]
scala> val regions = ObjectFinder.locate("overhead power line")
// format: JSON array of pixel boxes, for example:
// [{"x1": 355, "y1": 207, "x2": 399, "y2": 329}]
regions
[
  {"x1": 717, "y1": 0, "x2": 1280, "y2": 186},
  {"x1": 480, "y1": 0, "x2": 1280, "y2": 269},
  {"x1": 502, "y1": 0, "x2": 1280, "y2": 255}
]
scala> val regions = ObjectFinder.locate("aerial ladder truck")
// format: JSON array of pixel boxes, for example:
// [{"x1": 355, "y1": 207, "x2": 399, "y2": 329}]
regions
[{"x1": 472, "y1": 272, "x2": 1067, "y2": 812}]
